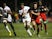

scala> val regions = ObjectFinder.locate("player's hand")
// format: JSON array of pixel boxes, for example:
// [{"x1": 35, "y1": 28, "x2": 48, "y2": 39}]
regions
[{"x1": 0, "y1": 14, "x2": 3, "y2": 16}]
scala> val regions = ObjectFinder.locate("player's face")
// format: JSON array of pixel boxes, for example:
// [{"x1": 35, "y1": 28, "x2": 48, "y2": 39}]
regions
[
  {"x1": 34, "y1": 4, "x2": 37, "y2": 9},
  {"x1": 3, "y1": 3, "x2": 6, "y2": 8},
  {"x1": 21, "y1": 5, "x2": 24, "y2": 9},
  {"x1": 39, "y1": 1, "x2": 42, "y2": 5},
  {"x1": 42, "y1": 6, "x2": 44, "y2": 8}
]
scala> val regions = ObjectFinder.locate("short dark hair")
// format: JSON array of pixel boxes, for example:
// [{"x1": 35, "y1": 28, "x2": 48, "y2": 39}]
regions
[
  {"x1": 3, "y1": 3, "x2": 7, "y2": 6},
  {"x1": 20, "y1": 3, "x2": 24, "y2": 5},
  {"x1": 33, "y1": 2, "x2": 39, "y2": 7},
  {"x1": 33, "y1": 2, "x2": 37, "y2": 4}
]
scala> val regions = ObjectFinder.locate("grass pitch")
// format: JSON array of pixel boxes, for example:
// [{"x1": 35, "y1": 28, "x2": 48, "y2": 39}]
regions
[{"x1": 0, "y1": 22, "x2": 52, "y2": 39}]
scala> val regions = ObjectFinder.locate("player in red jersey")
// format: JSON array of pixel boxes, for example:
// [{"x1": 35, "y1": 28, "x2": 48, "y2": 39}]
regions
[
  {"x1": 39, "y1": 1, "x2": 49, "y2": 34},
  {"x1": 29, "y1": 2, "x2": 41, "y2": 37}
]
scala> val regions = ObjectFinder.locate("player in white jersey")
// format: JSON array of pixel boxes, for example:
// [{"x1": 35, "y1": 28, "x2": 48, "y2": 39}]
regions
[
  {"x1": 0, "y1": 7, "x2": 3, "y2": 11},
  {"x1": 3, "y1": 3, "x2": 16, "y2": 36},
  {"x1": 19, "y1": 3, "x2": 32, "y2": 36},
  {"x1": 0, "y1": 7, "x2": 3, "y2": 23}
]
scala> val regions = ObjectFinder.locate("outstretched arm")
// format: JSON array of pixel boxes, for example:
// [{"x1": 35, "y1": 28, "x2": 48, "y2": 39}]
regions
[{"x1": 30, "y1": 10, "x2": 40, "y2": 16}]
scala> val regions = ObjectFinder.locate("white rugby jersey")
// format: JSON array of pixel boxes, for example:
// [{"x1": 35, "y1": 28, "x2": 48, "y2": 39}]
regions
[
  {"x1": 4, "y1": 6, "x2": 10, "y2": 12},
  {"x1": 0, "y1": 7, "x2": 3, "y2": 10},
  {"x1": 4, "y1": 6, "x2": 12, "y2": 22},
  {"x1": 19, "y1": 6, "x2": 30, "y2": 18}
]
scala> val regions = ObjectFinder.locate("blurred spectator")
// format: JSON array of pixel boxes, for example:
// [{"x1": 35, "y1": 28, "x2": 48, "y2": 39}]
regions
[
  {"x1": 14, "y1": 12, "x2": 19, "y2": 23},
  {"x1": 48, "y1": 9, "x2": 52, "y2": 17}
]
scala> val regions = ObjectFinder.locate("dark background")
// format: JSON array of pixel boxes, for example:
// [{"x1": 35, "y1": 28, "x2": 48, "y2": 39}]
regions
[{"x1": 0, "y1": 0, "x2": 52, "y2": 11}]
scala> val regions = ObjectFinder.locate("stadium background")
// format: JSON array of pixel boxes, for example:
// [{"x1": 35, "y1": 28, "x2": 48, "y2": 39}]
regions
[{"x1": 0, "y1": 0, "x2": 52, "y2": 11}]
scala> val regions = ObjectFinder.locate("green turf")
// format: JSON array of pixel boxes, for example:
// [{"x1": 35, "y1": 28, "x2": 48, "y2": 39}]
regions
[{"x1": 0, "y1": 22, "x2": 52, "y2": 39}]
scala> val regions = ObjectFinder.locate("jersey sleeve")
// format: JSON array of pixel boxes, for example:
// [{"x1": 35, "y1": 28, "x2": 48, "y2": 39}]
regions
[
  {"x1": 19, "y1": 10, "x2": 23, "y2": 15},
  {"x1": 4, "y1": 6, "x2": 11, "y2": 13},
  {"x1": 0, "y1": 7, "x2": 3, "y2": 11},
  {"x1": 24, "y1": 6, "x2": 30, "y2": 13}
]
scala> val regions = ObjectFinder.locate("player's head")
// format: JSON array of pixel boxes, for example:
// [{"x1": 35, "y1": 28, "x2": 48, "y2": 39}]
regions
[
  {"x1": 3, "y1": 3, "x2": 7, "y2": 7},
  {"x1": 42, "y1": 6, "x2": 44, "y2": 8},
  {"x1": 20, "y1": 3, "x2": 24, "y2": 9},
  {"x1": 33, "y1": 2, "x2": 38, "y2": 9},
  {"x1": 39, "y1": 1, "x2": 42, "y2": 5}
]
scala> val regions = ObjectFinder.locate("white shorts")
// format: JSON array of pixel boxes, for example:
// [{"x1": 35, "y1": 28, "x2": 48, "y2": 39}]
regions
[
  {"x1": 7, "y1": 14, "x2": 12, "y2": 22},
  {"x1": 3, "y1": 18, "x2": 7, "y2": 23},
  {"x1": 23, "y1": 18, "x2": 31, "y2": 23},
  {"x1": 7, "y1": 18, "x2": 12, "y2": 22},
  {"x1": 3, "y1": 18, "x2": 12, "y2": 23}
]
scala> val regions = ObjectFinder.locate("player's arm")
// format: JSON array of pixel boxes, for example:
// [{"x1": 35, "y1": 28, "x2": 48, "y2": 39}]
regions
[
  {"x1": 44, "y1": 7, "x2": 49, "y2": 11},
  {"x1": 22, "y1": 13, "x2": 25, "y2": 17},
  {"x1": 7, "y1": 10, "x2": 12, "y2": 15},
  {"x1": 19, "y1": 10, "x2": 25, "y2": 18},
  {"x1": 44, "y1": 7, "x2": 49, "y2": 13},
  {"x1": 30, "y1": 10, "x2": 40, "y2": 15}
]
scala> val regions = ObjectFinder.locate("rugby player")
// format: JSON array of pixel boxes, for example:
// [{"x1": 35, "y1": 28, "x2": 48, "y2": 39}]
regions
[
  {"x1": 3, "y1": 3, "x2": 16, "y2": 36},
  {"x1": 29, "y1": 2, "x2": 41, "y2": 37},
  {"x1": 19, "y1": 3, "x2": 32, "y2": 36},
  {"x1": 39, "y1": 1, "x2": 49, "y2": 34}
]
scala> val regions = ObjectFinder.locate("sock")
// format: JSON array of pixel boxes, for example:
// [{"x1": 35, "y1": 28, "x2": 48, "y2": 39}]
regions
[
  {"x1": 4, "y1": 23, "x2": 11, "y2": 32},
  {"x1": 29, "y1": 25, "x2": 33, "y2": 29},
  {"x1": 9, "y1": 22, "x2": 16, "y2": 36},
  {"x1": 40, "y1": 23, "x2": 42, "y2": 30},
  {"x1": 6, "y1": 25, "x2": 11, "y2": 32},
  {"x1": 44, "y1": 24, "x2": 47, "y2": 32},
  {"x1": 33, "y1": 25, "x2": 35, "y2": 30},
  {"x1": 27, "y1": 29, "x2": 32, "y2": 36},
  {"x1": 37, "y1": 25, "x2": 39, "y2": 36}
]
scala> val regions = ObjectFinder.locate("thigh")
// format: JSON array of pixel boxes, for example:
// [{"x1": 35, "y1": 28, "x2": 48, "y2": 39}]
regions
[
  {"x1": 40, "y1": 13, "x2": 47, "y2": 21},
  {"x1": 3, "y1": 18, "x2": 7, "y2": 23},
  {"x1": 32, "y1": 20, "x2": 36, "y2": 25},
  {"x1": 35, "y1": 16, "x2": 41, "y2": 24},
  {"x1": 23, "y1": 19, "x2": 26, "y2": 23}
]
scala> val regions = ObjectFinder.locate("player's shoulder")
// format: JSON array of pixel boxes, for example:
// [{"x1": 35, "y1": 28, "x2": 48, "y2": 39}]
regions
[
  {"x1": 4, "y1": 6, "x2": 10, "y2": 10},
  {"x1": 24, "y1": 6, "x2": 30, "y2": 9},
  {"x1": 0, "y1": 7, "x2": 3, "y2": 10},
  {"x1": 19, "y1": 10, "x2": 22, "y2": 12},
  {"x1": 24, "y1": 6, "x2": 30, "y2": 7},
  {"x1": 19, "y1": 9, "x2": 23, "y2": 13}
]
